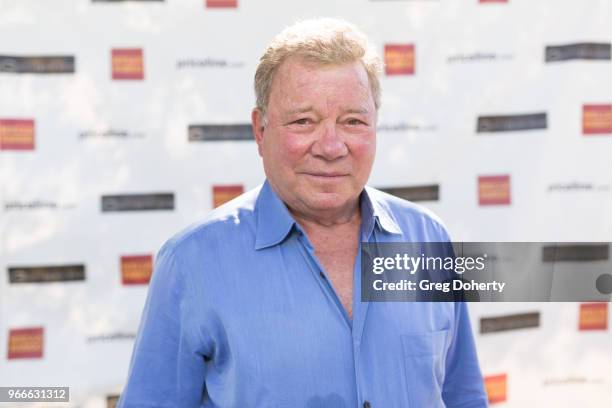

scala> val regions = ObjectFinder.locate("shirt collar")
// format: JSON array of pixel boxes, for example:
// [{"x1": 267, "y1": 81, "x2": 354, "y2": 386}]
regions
[
  {"x1": 362, "y1": 186, "x2": 403, "y2": 238},
  {"x1": 254, "y1": 180, "x2": 401, "y2": 250},
  {"x1": 254, "y1": 180, "x2": 297, "y2": 250}
]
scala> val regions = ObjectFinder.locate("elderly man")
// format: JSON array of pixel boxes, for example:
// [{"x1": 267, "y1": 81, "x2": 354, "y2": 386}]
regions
[{"x1": 119, "y1": 18, "x2": 487, "y2": 408}]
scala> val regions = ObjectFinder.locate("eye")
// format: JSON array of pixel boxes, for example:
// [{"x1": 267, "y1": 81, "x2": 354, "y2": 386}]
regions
[
  {"x1": 292, "y1": 118, "x2": 313, "y2": 125},
  {"x1": 346, "y1": 118, "x2": 366, "y2": 126}
]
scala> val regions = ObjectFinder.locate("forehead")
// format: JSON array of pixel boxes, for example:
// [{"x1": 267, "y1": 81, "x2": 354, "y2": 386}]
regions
[{"x1": 269, "y1": 57, "x2": 372, "y2": 109}]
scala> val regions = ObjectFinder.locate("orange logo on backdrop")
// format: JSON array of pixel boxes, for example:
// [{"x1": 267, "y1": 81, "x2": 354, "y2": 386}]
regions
[
  {"x1": 384, "y1": 44, "x2": 415, "y2": 75},
  {"x1": 484, "y1": 374, "x2": 507, "y2": 404},
  {"x1": 112, "y1": 49, "x2": 144, "y2": 80},
  {"x1": 121, "y1": 255, "x2": 153, "y2": 285},
  {"x1": 206, "y1": 0, "x2": 237, "y2": 8},
  {"x1": 583, "y1": 104, "x2": 612, "y2": 135},
  {"x1": 478, "y1": 175, "x2": 511, "y2": 206},
  {"x1": 213, "y1": 185, "x2": 244, "y2": 208},
  {"x1": 0, "y1": 119, "x2": 35, "y2": 150},
  {"x1": 579, "y1": 303, "x2": 608, "y2": 331},
  {"x1": 7, "y1": 327, "x2": 44, "y2": 359}
]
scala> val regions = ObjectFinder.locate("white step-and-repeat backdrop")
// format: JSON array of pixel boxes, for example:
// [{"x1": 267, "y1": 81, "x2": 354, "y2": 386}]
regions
[{"x1": 1, "y1": 0, "x2": 611, "y2": 406}]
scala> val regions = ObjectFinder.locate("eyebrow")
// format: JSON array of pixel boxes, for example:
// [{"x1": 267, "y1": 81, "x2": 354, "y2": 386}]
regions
[
  {"x1": 284, "y1": 107, "x2": 370, "y2": 115},
  {"x1": 343, "y1": 108, "x2": 370, "y2": 115},
  {"x1": 285, "y1": 107, "x2": 314, "y2": 115}
]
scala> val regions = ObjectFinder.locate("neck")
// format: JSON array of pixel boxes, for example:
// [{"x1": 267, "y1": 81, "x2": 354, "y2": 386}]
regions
[{"x1": 289, "y1": 200, "x2": 362, "y2": 232}]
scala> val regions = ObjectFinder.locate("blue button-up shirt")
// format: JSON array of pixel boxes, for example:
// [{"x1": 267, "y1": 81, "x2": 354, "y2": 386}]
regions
[{"x1": 119, "y1": 180, "x2": 487, "y2": 408}]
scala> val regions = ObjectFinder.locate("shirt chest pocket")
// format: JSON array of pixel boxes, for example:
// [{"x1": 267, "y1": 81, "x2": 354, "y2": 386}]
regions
[{"x1": 401, "y1": 330, "x2": 448, "y2": 408}]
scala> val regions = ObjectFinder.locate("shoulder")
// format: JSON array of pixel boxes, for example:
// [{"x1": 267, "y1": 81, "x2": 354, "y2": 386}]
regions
[
  {"x1": 158, "y1": 185, "x2": 261, "y2": 259},
  {"x1": 365, "y1": 186, "x2": 451, "y2": 242}
]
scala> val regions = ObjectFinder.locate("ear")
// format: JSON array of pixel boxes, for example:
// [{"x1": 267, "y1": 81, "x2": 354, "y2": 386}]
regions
[{"x1": 251, "y1": 108, "x2": 265, "y2": 157}]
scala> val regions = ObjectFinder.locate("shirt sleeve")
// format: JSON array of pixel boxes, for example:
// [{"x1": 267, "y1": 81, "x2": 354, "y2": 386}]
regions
[
  {"x1": 442, "y1": 301, "x2": 489, "y2": 408},
  {"x1": 118, "y1": 241, "x2": 207, "y2": 408}
]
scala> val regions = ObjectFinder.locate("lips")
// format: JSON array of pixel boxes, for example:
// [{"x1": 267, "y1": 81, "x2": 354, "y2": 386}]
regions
[{"x1": 303, "y1": 172, "x2": 348, "y2": 178}]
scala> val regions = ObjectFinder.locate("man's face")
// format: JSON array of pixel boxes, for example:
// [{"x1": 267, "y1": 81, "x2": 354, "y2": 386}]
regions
[{"x1": 252, "y1": 57, "x2": 377, "y2": 218}]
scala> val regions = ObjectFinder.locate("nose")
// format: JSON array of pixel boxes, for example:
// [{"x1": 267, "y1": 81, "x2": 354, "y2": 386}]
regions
[{"x1": 311, "y1": 121, "x2": 348, "y2": 160}]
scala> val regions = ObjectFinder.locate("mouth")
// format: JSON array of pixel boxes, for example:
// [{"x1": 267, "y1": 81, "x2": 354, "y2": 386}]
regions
[{"x1": 302, "y1": 172, "x2": 349, "y2": 179}]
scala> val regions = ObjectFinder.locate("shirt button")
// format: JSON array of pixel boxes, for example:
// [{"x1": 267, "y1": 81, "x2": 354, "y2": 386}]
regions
[
  {"x1": 319, "y1": 271, "x2": 326, "y2": 279},
  {"x1": 363, "y1": 402, "x2": 371, "y2": 408}
]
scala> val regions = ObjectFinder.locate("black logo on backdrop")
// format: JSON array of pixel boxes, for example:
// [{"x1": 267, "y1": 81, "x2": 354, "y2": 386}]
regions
[
  {"x1": 542, "y1": 244, "x2": 609, "y2": 262},
  {"x1": 545, "y1": 43, "x2": 611, "y2": 62},
  {"x1": 380, "y1": 185, "x2": 439, "y2": 202},
  {"x1": 0, "y1": 56, "x2": 75, "y2": 74},
  {"x1": 188, "y1": 124, "x2": 253, "y2": 141},
  {"x1": 480, "y1": 312, "x2": 540, "y2": 334},
  {"x1": 477, "y1": 113, "x2": 547, "y2": 132},
  {"x1": 9, "y1": 265, "x2": 86, "y2": 283},
  {"x1": 101, "y1": 193, "x2": 174, "y2": 212}
]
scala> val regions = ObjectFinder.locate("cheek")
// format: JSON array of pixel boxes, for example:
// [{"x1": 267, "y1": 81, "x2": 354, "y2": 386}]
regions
[
  {"x1": 279, "y1": 132, "x2": 311, "y2": 159},
  {"x1": 264, "y1": 130, "x2": 295, "y2": 161},
  {"x1": 350, "y1": 136, "x2": 376, "y2": 163}
]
